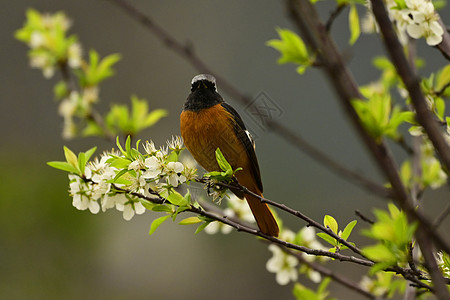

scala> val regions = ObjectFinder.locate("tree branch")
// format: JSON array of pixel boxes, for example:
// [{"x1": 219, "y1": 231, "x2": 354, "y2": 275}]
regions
[{"x1": 198, "y1": 178, "x2": 365, "y2": 257}]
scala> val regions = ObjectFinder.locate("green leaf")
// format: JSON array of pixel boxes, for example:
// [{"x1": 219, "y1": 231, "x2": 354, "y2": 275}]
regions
[
  {"x1": 47, "y1": 161, "x2": 80, "y2": 174},
  {"x1": 81, "y1": 50, "x2": 121, "y2": 86},
  {"x1": 53, "y1": 81, "x2": 68, "y2": 100},
  {"x1": 151, "y1": 205, "x2": 173, "y2": 213},
  {"x1": 324, "y1": 215, "x2": 338, "y2": 234},
  {"x1": 149, "y1": 215, "x2": 170, "y2": 235},
  {"x1": 108, "y1": 156, "x2": 131, "y2": 169},
  {"x1": 63, "y1": 146, "x2": 78, "y2": 169},
  {"x1": 317, "y1": 232, "x2": 337, "y2": 246},
  {"x1": 363, "y1": 244, "x2": 396, "y2": 262},
  {"x1": 143, "y1": 108, "x2": 168, "y2": 128},
  {"x1": 215, "y1": 148, "x2": 232, "y2": 172},
  {"x1": 166, "y1": 190, "x2": 188, "y2": 206},
  {"x1": 78, "y1": 151, "x2": 86, "y2": 175},
  {"x1": 435, "y1": 64, "x2": 450, "y2": 92},
  {"x1": 195, "y1": 222, "x2": 210, "y2": 234},
  {"x1": 139, "y1": 198, "x2": 157, "y2": 210},
  {"x1": 179, "y1": 216, "x2": 202, "y2": 225},
  {"x1": 84, "y1": 147, "x2": 97, "y2": 162},
  {"x1": 266, "y1": 28, "x2": 313, "y2": 73},
  {"x1": 341, "y1": 220, "x2": 357, "y2": 240},
  {"x1": 125, "y1": 135, "x2": 132, "y2": 158},
  {"x1": 435, "y1": 97, "x2": 445, "y2": 121},
  {"x1": 349, "y1": 5, "x2": 360, "y2": 45},
  {"x1": 82, "y1": 120, "x2": 104, "y2": 137},
  {"x1": 116, "y1": 136, "x2": 126, "y2": 156}
]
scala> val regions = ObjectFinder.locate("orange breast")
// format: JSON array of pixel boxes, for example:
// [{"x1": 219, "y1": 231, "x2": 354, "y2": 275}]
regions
[{"x1": 180, "y1": 104, "x2": 249, "y2": 172}]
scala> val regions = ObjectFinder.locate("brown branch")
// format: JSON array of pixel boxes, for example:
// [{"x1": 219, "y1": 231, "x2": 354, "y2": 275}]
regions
[
  {"x1": 325, "y1": 4, "x2": 346, "y2": 32},
  {"x1": 198, "y1": 177, "x2": 365, "y2": 256},
  {"x1": 105, "y1": 0, "x2": 390, "y2": 200},
  {"x1": 433, "y1": 202, "x2": 450, "y2": 229},
  {"x1": 436, "y1": 18, "x2": 450, "y2": 60},
  {"x1": 355, "y1": 210, "x2": 375, "y2": 225}
]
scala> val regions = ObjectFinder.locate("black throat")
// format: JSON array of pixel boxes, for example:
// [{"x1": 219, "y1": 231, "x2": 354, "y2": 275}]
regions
[{"x1": 183, "y1": 80, "x2": 224, "y2": 112}]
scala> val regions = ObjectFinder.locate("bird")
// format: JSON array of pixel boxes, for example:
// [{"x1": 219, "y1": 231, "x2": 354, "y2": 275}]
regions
[{"x1": 180, "y1": 74, "x2": 279, "y2": 237}]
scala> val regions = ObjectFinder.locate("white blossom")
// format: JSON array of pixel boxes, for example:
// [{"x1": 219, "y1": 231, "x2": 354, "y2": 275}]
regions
[
  {"x1": 143, "y1": 155, "x2": 164, "y2": 179},
  {"x1": 67, "y1": 42, "x2": 82, "y2": 68},
  {"x1": 363, "y1": 0, "x2": 444, "y2": 46},
  {"x1": 266, "y1": 244, "x2": 298, "y2": 285},
  {"x1": 165, "y1": 161, "x2": 186, "y2": 187},
  {"x1": 68, "y1": 174, "x2": 100, "y2": 214},
  {"x1": 116, "y1": 200, "x2": 146, "y2": 221}
]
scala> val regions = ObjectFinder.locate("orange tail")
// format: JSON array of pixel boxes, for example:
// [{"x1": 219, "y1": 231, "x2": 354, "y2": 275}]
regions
[{"x1": 245, "y1": 192, "x2": 279, "y2": 237}]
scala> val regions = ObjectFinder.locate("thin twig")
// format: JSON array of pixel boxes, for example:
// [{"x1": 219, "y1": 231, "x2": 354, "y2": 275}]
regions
[
  {"x1": 355, "y1": 210, "x2": 375, "y2": 225},
  {"x1": 105, "y1": 0, "x2": 390, "y2": 200},
  {"x1": 326, "y1": 4, "x2": 346, "y2": 32},
  {"x1": 433, "y1": 202, "x2": 450, "y2": 229}
]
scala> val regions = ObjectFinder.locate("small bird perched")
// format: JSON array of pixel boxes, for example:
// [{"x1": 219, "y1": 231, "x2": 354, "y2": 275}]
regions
[{"x1": 180, "y1": 74, "x2": 279, "y2": 237}]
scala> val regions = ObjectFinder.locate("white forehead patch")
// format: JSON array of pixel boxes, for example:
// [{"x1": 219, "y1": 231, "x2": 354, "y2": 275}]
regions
[{"x1": 191, "y1": 74, "x2": 217, "y2": 87}]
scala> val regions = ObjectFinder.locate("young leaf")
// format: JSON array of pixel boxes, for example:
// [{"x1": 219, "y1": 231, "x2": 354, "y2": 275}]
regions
[
  {"x1": 317, "y1": 232, "x2": 337, "y2": 246},
  {"x1": 195, "y1": 222, "x2": 211, "y2": 234},
  {"x1": 143, "y1": 109, "x2": 168, "y2": 128},
  {"x1": 324, "y1": 215, "x2": 338, "y2": 234},
  {"x1": 47, "y1": 161, "x2": 80, "y2": 174},
  {"x1": 84, "y1": 146, "x2": 97, "y2": 162},
  {"x1": 125, "y1": 135, "x2": 132, "y2": 158},
  {"x1": 78, "y1": 151, "x2": 86, "y2": 175},
  {"x1": 64, "y1": 146, "x2": 78, "y2": 169},
  {"x1": 341, "y1": 220, "x2": 357, "y2": 240},
  {"x1": 149, "y1": 215, "x2": 170, "y2": 235},
  {"x1": 179, "y1": 216, "x2": 202, "y2": 225},
  {"x1": 215, "y1": 148, "x2": 232, "y2": 172},
  {"x1": 166, "y1": 190, "x2": 188, "y2": 206},
  {"x1": 116, "y1": 136, "x2": 126, "y2": 156},
  {"x1": 349, "y1": 4, "x2": 360, "y2": 45}
]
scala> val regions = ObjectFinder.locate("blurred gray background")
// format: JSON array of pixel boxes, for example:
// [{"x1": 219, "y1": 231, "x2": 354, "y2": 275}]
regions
[{"x1": 1, "y1": 0, "x2": 449, "y2": 299}]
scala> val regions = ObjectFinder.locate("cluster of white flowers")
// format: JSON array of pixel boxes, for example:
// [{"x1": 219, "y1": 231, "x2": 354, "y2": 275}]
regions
[
  {"x1": 25, "y1": 11, "x2": 82, "y2": 78},
  {"x1": 58, "y1": 87, "x2": 99, "y2": 139},
  {"x1": 266, "y1": 230, "x2": 299, "y2": 285},
  {"x1": 363, "y1": 0, "x2": 444, "y2": 46},
  {"x1": 359, "y1": 274, "x2": 391, "y2": 296},
  {"x1": 266, "y1": 227, "x2": 329, "y2": 285},
  {"x1": 68, "y1": 137, "x2": 196, "y2": 220}
]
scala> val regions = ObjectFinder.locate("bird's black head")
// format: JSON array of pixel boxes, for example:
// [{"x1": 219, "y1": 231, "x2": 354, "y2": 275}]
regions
[{"x1": 184, "y1": 74, "x2": 224, "y2": 111}]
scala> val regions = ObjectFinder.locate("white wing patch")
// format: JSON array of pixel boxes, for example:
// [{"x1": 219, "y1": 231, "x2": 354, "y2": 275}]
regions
[{"x1": 245, "y1": 130, "x2": 256, "y2": 150}]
